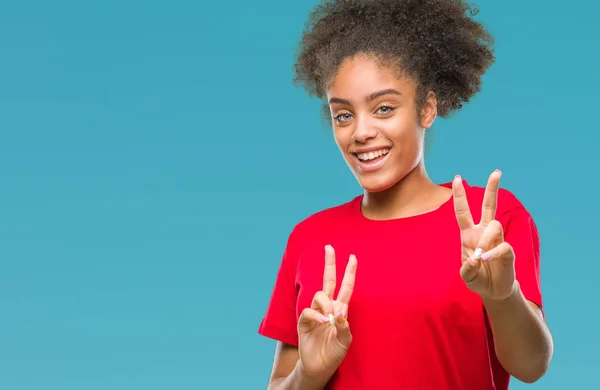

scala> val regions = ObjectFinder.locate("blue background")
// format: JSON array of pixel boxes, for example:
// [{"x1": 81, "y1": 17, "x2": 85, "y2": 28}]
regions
[{"x1": 0, "y1": 0, "x2": 597, "y2": 388}]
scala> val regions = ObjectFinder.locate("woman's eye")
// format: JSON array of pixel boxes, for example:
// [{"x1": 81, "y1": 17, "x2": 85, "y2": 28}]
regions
[
  {"x1": 376, "y1": 106, "x2": 394, "y2": 114},
  {"x1": 335, "y1": 113, "x2": 353, "y2": 122}
]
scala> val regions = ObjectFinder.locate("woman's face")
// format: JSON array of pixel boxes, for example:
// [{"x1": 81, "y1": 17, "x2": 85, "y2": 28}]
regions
[{"x1": 326, "y1": 55, "x2": 436, "y2": 193}]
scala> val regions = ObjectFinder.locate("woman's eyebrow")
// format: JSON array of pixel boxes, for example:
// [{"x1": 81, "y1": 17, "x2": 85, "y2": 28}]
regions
[{"x1": 328, "y1": 89, "x2": 402, "y2": 105}]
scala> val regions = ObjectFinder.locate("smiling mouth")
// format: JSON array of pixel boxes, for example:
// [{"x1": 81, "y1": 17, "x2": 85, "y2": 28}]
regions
[{"x1": 353, "y1": 148, "x2": 390, "y2": 163}]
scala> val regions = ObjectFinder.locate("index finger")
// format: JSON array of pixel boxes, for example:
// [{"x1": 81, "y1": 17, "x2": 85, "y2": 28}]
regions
[
  {"x1": 452, "y1": 175, "x2": 474, "y2": 230},
  {"x1": 480, "y1": 170, "x2": 502, "y2": 225},
  {"x1": 323, "y1": 245, "x2": 336, "y2": 299},
  {"x1": 336, "y1": 254, "x2": 357, "y2": 305}
]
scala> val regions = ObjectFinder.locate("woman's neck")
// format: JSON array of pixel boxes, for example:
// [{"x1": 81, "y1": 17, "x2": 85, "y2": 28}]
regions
[{"x1": 361, "y1": 162, "x2": 451, "y2": 220}]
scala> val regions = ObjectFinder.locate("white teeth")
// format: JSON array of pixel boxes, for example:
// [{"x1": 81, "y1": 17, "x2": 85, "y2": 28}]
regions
[{"x1": 357, "y1": 148, "x2": 389, "y2": 161}]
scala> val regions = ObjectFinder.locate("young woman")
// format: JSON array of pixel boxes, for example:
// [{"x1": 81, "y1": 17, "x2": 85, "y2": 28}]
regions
[{"x1": 258, "y1": 1, "x2": 554, "y2": 389}]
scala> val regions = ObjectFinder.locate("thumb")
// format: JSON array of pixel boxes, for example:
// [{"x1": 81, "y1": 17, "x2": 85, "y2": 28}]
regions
[
  {"x1": 298, "y1": 308, "x2": 329, "y2": 333},
  {"x1": 460, "y1": 250, "x2": 482, "y2": 284},
  {"x1": 333, "y1": 313, "x2": 352, "y2": 348}
]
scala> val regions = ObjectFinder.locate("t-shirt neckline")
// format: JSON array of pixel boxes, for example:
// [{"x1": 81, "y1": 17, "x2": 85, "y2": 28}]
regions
[{"x1": 351, "y1": 180, "x2": 469, "y2": 224}]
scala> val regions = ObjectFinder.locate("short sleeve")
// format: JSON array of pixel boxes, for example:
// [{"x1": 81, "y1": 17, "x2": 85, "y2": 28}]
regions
[
  {"x1": 257, "y1": 227, "x2": 301, "y2": 347},
  {"x1": 500, "y1": 207, "x2": 543, "y2": 309}
]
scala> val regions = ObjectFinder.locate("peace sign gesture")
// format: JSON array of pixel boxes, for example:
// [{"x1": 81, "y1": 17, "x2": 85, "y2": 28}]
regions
[
  {"x1": 297, "y1": 245, "x2": 357, "y2": 381},
  {"x1": 453, "y1": 170, "x2": 517, "y2": 301}
]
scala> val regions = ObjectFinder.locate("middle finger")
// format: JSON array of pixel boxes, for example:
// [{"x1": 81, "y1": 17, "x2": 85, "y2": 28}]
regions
[
  {"x1": 480, "y1": 170, "x2": 502, "y2": 226},
  {"x1": 336, "y1": 254, "x2": 358, "y2": 305}
]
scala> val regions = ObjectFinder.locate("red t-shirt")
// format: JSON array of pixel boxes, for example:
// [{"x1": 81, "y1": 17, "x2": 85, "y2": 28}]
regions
[{"x1": 258, "y1": 180, "x2": 543, "y2": 390}]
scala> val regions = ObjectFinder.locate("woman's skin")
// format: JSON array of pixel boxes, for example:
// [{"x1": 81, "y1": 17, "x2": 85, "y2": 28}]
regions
[{"x1": 267, "y1": 54, "x2": 553, "y2": 390}]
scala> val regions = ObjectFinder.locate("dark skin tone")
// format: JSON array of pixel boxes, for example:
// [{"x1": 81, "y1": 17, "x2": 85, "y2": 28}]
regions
[{"x1": 267, "y1": 54, "x2": 553, "y2": 389}]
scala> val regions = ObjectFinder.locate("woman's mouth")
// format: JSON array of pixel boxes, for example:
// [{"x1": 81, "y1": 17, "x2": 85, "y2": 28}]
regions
[{"x1": 352, "y1": 147, "x2": 391, "y2": 172}]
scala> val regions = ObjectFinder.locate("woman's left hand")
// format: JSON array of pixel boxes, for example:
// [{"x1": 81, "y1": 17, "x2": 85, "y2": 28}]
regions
[{"x1": 452, "y1": 170, "x2": 517, "y2": 302}]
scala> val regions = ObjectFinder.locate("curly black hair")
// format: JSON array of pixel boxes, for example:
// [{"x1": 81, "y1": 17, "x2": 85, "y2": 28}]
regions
[{"x1": 293, "y1": 0, "x2": 495, "y2": 117}]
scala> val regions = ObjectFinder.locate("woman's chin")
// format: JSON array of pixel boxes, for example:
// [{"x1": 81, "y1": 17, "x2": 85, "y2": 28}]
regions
[{"x1": 356, "y1": 174, "x2": 398, "y2": 193}]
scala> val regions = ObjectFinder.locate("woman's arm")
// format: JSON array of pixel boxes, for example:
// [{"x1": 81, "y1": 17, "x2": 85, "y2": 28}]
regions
[
  {"x1": 267, "y1": 342, "x2": 328, "y2": 390},
  {"x1": 483, "y1": 282, "x2": 553, "y2": 383}
]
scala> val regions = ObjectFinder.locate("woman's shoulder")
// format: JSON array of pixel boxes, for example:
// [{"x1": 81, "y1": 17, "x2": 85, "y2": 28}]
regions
[{"x1": 288, "y1": 195, "x2": 362, "y2": 240}]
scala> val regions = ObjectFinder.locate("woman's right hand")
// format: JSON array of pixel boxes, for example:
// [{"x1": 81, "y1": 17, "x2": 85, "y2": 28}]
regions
[{"x1": 297, "y1": 245, "x2": 358, "y2": 382}]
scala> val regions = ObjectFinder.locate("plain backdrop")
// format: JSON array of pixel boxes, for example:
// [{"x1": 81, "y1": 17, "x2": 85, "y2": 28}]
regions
[{"x1": 0, "y1": 0, "x2": 598, "y2": 389}]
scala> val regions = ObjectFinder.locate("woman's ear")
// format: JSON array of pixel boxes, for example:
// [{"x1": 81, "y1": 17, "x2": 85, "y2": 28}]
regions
[{"x1": 420, "y1": 91, "x2": 438, "y2": 129}]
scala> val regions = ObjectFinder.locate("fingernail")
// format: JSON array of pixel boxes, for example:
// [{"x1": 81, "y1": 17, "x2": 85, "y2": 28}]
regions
[
  {"x1": 481, "y1": 253, "x2": 491, "y2": 261},
  {"x1": 320, "y1": 315, "x2": 330, "y2": 323},
  {"x1": 325, "y1": 245, "x2": 335, "y2": 255},
  {"x1": 336, "y1": 313, "x2": 344, "y2": 324},
  {"x1": 495, "y1": 169, "x2": 502, "y2": 174},
  {"x1": 454, "y1": 174, "x2": 461, "y2": 180},
  {"x1": 469, "y1": 247, "x2": 483, "y2": 265}
]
